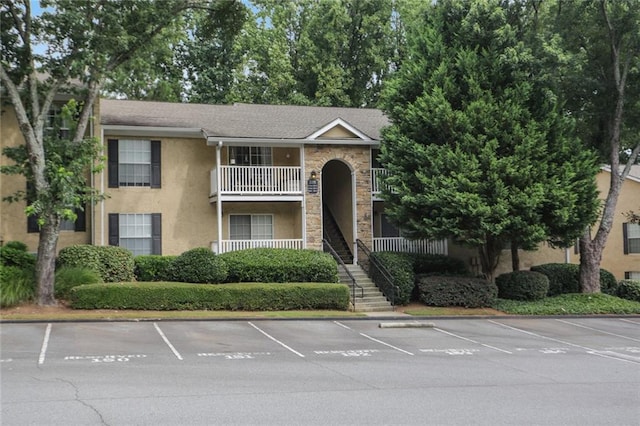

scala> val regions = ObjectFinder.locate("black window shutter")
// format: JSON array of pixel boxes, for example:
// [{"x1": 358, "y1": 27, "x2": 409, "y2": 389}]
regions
[
  {"x1": 108, "y1": 139, "x2": 119, "y2": 188},
  {"x1": 623, "y1": 223, "x2": 629, "y2": 255},
  {"x1": 27, "y1": 214, "x2": 39, "y2": 233},
  {"x1": 151, "y1": 140, "x2": 161, "y2": 188},
  {"x1": 108, "y1": 213, "x2": 119, "y2": 246},
  {"x1": 74, "y1": 207, "x2": 86, "y2": 232},
  {"x1": 625, "y1": 272, "x2": 630, "y2": 279},
  {"x1": 151, "y1": 213, "x2": 162, "y2": 255}
]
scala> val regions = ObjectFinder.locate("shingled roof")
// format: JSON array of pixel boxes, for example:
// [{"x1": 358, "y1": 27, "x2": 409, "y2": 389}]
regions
[{"x1": 100, "y1": 99, "x2": 389, "y2": 140}]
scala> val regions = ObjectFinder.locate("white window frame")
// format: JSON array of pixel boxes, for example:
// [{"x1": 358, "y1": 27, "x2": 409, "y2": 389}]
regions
[
  {"x1": 119, "y1": 213, "x2": 153, "y2": 256},
  {"x1": 228, "y1": 147, "x2": 272, "y2": 166},
  {"x1": 625, "y1": 271, "x2": 640, "y2": 280},
  {"x1": 229, "y1": 214, "x2": 274, "y2": 240},
  {"x1": 119, "y1": 139, "x2": 151, "y2": 186},
  {"x1": 625, "y1": 223, "x2": 640, "y2": 254}
]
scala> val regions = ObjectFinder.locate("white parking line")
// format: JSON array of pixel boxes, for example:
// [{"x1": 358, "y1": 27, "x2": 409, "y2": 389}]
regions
[
  {"x1": 248, "y1": 322, "x2": 305, "y2": 358},
  {"x1": 38, "y1": 323, "x2": 52, "y2": 365},
  {"x1": 358, "y1": 333, "x2": 414, "y2": 355},
  {"x1": 153, "y1": 323, "x2": 183, "y2": 360},
  {"x1": 333, "y1": 321, "x2": 414, "y2": 355},
  {"x1": 619, "y1": 318, "x2": 640, "y2": 325},
  {"x1": 488, "y1": 320, "x2": 639, "y2": 365},
  {"x1": 489, "y1": 320, "x2": 594, "y2": 351},
  {"x1": 433, "y1": 328, "x2": 512, "y2": 354},
  {"x1": 555, "y1": 319, "x2": 640, "y2": 343}
]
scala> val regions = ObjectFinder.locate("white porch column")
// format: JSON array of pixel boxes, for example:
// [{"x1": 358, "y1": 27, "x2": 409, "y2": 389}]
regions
[{"x1": 216, "y1": 141, "x2": 223, "y2": 254}]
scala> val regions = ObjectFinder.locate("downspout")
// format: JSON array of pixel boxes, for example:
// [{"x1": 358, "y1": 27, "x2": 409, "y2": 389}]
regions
[
  {"x1": 99, "y1": 123, "x2": 105, "y2": 246},
  {"x1": 301, "y1": 145, "x2": 306, "y2": 249},
  {"x1": 216, "y1": 141, "x2": 223, "y2": 254}
]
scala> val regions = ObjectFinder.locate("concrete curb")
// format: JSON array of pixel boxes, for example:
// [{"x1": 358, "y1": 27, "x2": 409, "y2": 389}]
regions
[{"x1": 379, "y1": 321, "x2": 436, "y2": 328}]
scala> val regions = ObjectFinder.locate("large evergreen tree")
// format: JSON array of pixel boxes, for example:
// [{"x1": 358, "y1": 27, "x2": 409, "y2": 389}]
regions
[{"x1": 378, "y1": 0, "x2": 599, "y2": 281}]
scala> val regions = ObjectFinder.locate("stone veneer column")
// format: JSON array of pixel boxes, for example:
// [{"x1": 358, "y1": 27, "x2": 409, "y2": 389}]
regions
[{"x1": 303, "y1": 144, "x2": 373, "y2": 252}]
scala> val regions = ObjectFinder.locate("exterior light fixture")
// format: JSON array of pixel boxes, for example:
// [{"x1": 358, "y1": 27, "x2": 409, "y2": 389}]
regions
[{"x1": 307, "y1": 170, "x2": 319, "y2": 194}]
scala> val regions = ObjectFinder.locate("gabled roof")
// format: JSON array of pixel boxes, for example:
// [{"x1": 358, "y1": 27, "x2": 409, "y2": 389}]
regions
[{"x1": 100, "y1": 99, "x2": 388, "y2": 141}]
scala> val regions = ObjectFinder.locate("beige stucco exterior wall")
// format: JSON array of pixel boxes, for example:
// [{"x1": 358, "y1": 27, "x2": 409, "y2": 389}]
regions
[
  {"x1": 304, "y1": 144, "x2": 373, "y2": 252},
  {"x1": 0, "y1": 105, "x2": 91, "y2": 253},
  {"x1": 95, "y1": 136, "x2": 217, "y2": 255},
  {"x1": 221, "y1": 201, "x2": 302, "y2": 240}
]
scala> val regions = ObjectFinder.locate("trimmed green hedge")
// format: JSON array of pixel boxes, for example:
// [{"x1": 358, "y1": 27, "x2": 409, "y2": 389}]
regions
[
  {"x1": 57, "y1": 245, "x2": 135, "y2": 282},
  {"x1": 219, "y1": 248, "x2": 338, "y2": 283},
  {"x1": 495, "y1": 271, "x2": 549, "y2": 301},
  {"x1": 530, "y1": 263, "x2": 617, "y2": 296},
  {"x1": 69, "y1": 282, "x2": 350, "y2": 311},
  {"x1": 134, "y1": 255, "x2": 176, "y2": 282},
  {"x1": 417, "y1": 275, "x2": 497, "y2": 308},
  {"x1": 369, "y1": 252, "x2": 413, "y2": 305},
  {"x1": 167, "y1": 248, "x2": 227, "y2": 283},
  {"x1": 617, "y1": 280, "x2": 640, "y2": 303}
]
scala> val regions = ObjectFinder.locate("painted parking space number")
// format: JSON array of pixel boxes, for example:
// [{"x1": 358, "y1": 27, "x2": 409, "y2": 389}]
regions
[{"x1": 64, "y1": 354, "x2": 147, "y2": 363}]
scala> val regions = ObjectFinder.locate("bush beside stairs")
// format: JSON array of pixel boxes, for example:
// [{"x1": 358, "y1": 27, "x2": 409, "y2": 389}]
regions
[{"x1": 338, "y1": 264, "x2": 393, "y2": 312}]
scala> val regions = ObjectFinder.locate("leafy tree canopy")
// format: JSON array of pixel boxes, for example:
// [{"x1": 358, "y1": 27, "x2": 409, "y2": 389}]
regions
[{"x1": 379, "y1": 0, "x2": 599, "y2": 281}]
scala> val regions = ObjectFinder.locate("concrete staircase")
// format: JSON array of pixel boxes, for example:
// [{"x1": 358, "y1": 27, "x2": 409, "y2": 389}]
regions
[{"x1": 338, "y1": 264, "x2": 393, "y2": 312}]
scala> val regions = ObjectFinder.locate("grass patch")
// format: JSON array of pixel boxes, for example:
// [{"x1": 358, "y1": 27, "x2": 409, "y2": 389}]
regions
[
  {"x1": 494, "y1": 293, "x2": 640, "y2": 315},
  {"x1": 0, "y1": 306, "x2": 363, "y2": 321}
]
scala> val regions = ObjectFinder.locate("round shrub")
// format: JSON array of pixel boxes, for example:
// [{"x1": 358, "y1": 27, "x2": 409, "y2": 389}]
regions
[
  {"x1": 55, "y1": 267, "x2": 103, "y2": 299},
  {"x1": 531, "y1": 263, "x2": 621, "y2": 296},
  {"x1": 57, "y1": 245, "x2": 102, "y2": 275},
  {"x1": 495, "y1": 271, "x2": 549, "y2": 301},
  {"x1": 134, "y1": 255, "x2": 176, "y2": 281},
  {"x1": 96, "y1": 246, "x2": 135, "y2": 282},
  {"x1": 616, "y1": 280, "x2": 640, "y2": 303},
  {"x1": 0, "y1": 265, "x2": 36, "y2": 308},
  {"x1": 418, "y1": 276, "x2": 498, "y2": 308},
  {"x1": 530, "y1": 263, "x2": 579, "y2": 296},
  {"x1": 417, "y1": 275, "x2": 497, "y2": 308},
  {"x1": 219, "y1": 248, "x2": 338, "y2": 284},
  {"x1": 57, "y1": 245, "x2": 135, "y2": 283},
  {"x1": 369, "y1": 252, "x2": 414, "y2": 305},
  {"x1": 168, "y1": 248, "x2": 228, "y2": 283},
  {"x1": 0, "y1": 241, "x2": 36, "y2": 269},
  {"x1": 599, "y1": 269, "x2": 618, "y2": 295}
]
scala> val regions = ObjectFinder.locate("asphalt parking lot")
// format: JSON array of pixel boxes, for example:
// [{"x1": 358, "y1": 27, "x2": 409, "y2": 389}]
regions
[{"x1": 1, "y1": 317, "x2": 639, "y2": 425}]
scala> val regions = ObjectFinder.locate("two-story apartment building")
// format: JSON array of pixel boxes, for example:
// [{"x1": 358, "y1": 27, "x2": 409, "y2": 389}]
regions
[{"x1": 1, "y1": 98, "x2": 637, "y2": 280}]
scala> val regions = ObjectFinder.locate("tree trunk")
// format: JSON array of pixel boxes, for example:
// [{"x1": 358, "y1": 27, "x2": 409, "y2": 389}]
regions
[
  {"x1": 35, "y1": 215, "x2": 61, "y2": 306},
  {"x1": 478, "y1": 236, "x2": 502, "y2": 283},
  {"x1": 510, "y1": 241, "x2": 520, "y2": 271},
  {"x1": 578, "y1": 230, "x2": 602, "y2": 293}
]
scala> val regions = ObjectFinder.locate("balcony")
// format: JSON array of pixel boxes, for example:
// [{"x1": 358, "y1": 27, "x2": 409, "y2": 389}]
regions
[
  {"x1": 210, "y1": 165, "x2": 303, "y2": 201},
  {"x1": 371, "y1": 168, "x2": 390, "y2": 196},
  {"x1": 373, "y1": 237, "x2": 448, "y2": 255},
  {"x1": 214, "y1": 239, "x2": 304, "y2": 253}
]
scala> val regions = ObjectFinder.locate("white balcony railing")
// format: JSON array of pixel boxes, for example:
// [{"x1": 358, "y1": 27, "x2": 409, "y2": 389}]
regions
[
  {"x1": 217, "y1": 239, "x2": 304, "y2": 253},
  {"x1": 210, "y1": 166, "x2": 302, "y2": 196},
  {"x1": 373, "y1": 237, "x2": 448, "y2": 255},
  {"x1": 371, "y1": 168, "x2": 390, "y2": 194}
]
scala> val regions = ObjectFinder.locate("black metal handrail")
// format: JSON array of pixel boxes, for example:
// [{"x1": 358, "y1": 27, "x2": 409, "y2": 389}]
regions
[
  {"x1": 356, "y1": 239, "x2": 399, "y2": 308},
  {"x1": 323, "y1": 239, "x2": 363, "y2": 310}
]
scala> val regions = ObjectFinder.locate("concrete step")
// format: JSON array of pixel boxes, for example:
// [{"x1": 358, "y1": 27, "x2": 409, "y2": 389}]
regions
[{"x1": 339, "y1": 264, "x2": 394, "y2": 312}]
